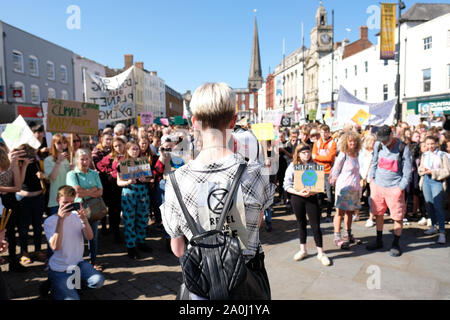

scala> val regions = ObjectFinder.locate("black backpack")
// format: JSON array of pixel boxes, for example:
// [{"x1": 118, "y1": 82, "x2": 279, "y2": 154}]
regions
[
  {"x1": 169, "y1": 163, "x2": 248, "y2": 300},
  {"x1": 377, "y1": 139, "x2": 406, "y2": 169}
]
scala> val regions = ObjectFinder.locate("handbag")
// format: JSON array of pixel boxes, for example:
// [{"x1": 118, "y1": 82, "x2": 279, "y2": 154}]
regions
[
  {"x1": 75, "y1": 173, "x2": 107, "y2": 223},
  {"x1": 170, "y1": 163, "x2": 248, "y2": 300}
]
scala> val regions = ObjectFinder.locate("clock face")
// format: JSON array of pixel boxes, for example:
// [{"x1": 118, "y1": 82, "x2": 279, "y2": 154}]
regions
[{"x1": 320, "y1": 34, "x2": 331, "y2": 44}]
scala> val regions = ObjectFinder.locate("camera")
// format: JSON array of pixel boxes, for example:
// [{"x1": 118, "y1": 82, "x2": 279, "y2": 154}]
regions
[{"x1": 67, "y1": 203, "x2": 81, "y2": 212}]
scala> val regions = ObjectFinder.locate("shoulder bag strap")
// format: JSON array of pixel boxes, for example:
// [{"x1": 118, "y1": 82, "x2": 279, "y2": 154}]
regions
[
  {"x1": 74, "y1": 173, "x2": 86, "y2": 204},
  {"x1": 215, "y1": 163, "x2": 247, "y2": 231},
  {"x1": 169, "y1": 171, "x2": 201, "y2": 236}
]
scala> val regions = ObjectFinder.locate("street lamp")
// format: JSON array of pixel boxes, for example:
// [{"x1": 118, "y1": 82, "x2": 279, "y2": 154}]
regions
[{"x1": 396, "y1": 0, "x2": 406, "y2": 123}]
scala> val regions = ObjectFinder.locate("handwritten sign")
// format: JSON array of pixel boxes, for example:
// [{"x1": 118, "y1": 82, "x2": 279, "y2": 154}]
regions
[
  {"x1": 119, "y1": 157, "x2": 152, "y2": 180},
  {"x1": 140, "y1": 112, "x2": 154, "y2": 125},
  {"x1": 46, "y1": 99, "x2": 99, "y2": 135},
  {"x1": 1, "y1": 116, "x2": 41, "y2": 151},
  {"x1": 293, "y1": 164, "x2": 325, "y2": 193},
  {"x1": 251, "y1": 123, "x2": 275, "y2": 141}
]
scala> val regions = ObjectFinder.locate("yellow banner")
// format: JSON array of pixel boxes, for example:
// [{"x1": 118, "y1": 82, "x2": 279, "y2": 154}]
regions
[
  {"x1": 351, "y1": 109, "x2": 371, "y2": 126},
  {"x1": 380, "y1": 3, "x2": 396, "y2": 60},
  {"x1": 251, "y1": 123, "x2": 275, "y2": 141}
]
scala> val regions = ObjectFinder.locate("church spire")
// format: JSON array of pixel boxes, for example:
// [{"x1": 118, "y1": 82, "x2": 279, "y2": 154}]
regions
[{"x1": 248, "y1": 16, "x2": 263, "y2": 91}]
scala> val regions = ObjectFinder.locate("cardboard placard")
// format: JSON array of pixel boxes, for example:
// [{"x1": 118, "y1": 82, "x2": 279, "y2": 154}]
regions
[
  {"x1": 1, "y1": 115, "x2": 41, "y2": 151},
  {"x1": 46, "y1": 99, "x2": 99, "y2": 135},
  {"x1": 293, "y1": 164, "x2": 325, "y2": 193},
  {"x1": 119, "y1": 157, "x2": 152, "y2": 180}
]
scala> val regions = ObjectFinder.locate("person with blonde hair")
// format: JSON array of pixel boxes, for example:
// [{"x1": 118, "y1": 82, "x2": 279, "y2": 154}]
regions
[
  {"x1": 357, "y1": 133, "x2": 377, "y2": 226},
  {"x1": 329, "y1": 130, "x2": 362, "y2": 249},
  {"x1": 162, "y1": 82, "x2": 273, "y2": 300}
]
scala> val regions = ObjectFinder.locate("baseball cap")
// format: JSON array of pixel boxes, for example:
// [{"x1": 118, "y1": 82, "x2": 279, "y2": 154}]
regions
[{"x1": 377, "y1": 125, "x2": 392, "y2": 143}]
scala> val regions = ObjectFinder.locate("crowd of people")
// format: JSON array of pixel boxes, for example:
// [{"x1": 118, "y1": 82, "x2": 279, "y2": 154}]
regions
[{"x1": 0, "y1": 81, "x2": 449, "y2": 300}]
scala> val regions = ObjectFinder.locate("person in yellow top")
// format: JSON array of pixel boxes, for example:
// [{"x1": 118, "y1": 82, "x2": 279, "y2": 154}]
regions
[{"x1": 312, "y1": 124, "x2": 337, "y2": 222}]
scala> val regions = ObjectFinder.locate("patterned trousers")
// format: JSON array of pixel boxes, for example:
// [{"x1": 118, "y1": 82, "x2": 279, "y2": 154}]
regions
[{"x1": 121, "y1": 185, "x2": 150, "y2": 249}]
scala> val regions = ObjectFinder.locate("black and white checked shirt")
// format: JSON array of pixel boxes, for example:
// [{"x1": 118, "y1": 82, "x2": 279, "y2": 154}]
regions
[{"x1": 161, "y1": 153, "x2": 274, "y2": 260}]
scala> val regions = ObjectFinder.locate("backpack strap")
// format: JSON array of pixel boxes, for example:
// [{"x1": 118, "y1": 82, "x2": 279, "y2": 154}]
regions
[{"x1": 169, "y1": 163, "x2": 247, "y2": 242}]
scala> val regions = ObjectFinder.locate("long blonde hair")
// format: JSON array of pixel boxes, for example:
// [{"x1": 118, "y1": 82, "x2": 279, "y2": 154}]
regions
[{"x1": 340, "y1": 131, "x2": 362, "y2": 155}]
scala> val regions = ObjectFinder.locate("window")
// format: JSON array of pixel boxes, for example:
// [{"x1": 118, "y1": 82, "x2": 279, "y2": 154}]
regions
[
  {"x1": 423, "y1": 69, "x2": 431, "y2": 92},
  {"x1": 29, "y1": 55, "x2": 39, "y2": 77},
  {"x1": 365, "y1": 61, "x2": 368, "y2": 73},
  {"x1": 30, "y1": 85, "x2": 40, "y2": 104},
  {"x1": 60, "y1": 65, "x2": 68, "y2": 83},
  {"x1": 12, "y1": 51, "x2": 24, "y2": 73},
  {"x1": 61, "y1": 90, "x2": 69, "y2": 100},
  {"x1": 424, "y1": 37, "x2": 432, "y2": 50},
  {"x1": 241, "y1": 103, "x2": 246, "y2": 111},
  {"x1": 48, "y1": 88, "x2": 56, "y2": 99},
  {"x1": 354, "y1": 65, "x2": 357, "y2": 76},
  {"x1": 345, "y1": 68, "x2": 348, "y2": 79},
  {"x1": 13, "y1": 81, "x2": 25, "y2": 102},
  {"x1": 47, "y1": 61, "x2": 55, "y2": 80},
  {"x1": 383, "y1": 84, "x2": 388, "y2": 101},
  {"x1": 365, "y1": 88, "x2": 368, "y2": 101}
]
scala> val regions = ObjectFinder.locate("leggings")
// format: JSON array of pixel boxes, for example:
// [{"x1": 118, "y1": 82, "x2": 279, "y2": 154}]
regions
[{"x1": 290, "y1": 194, "x2": 323, "y2": 248}]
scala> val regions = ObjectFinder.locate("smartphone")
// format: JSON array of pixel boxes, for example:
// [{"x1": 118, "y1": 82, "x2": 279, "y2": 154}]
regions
[{"x1": 67, "y1": 203, "x2": 81, "y2": 212}]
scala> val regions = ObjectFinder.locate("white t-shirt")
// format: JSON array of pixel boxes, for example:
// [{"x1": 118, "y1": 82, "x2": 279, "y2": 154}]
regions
[{"x1": 44, "y1": 212, "x2": 84, "y2": 272}]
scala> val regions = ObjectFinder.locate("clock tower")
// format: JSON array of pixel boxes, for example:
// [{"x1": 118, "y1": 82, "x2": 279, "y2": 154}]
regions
[
  {"x1": 310, "y1": 1, "x2": 333, "y2": 56},
  {"x1": 305, "y1": 1, "x2": 333, "y2": 114}
]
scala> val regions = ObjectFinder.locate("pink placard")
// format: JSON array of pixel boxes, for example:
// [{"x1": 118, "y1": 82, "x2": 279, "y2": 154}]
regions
[{"x1": 160, "y1": 118, "x2": 169, "y2": 126}]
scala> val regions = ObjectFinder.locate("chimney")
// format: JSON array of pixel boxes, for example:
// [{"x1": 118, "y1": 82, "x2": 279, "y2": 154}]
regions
[
  {"x1": 124, "y1": 54, "x2": 134, "y2": 69},
  {"x1": 150, "y1": 71, "x2": 157, "y2": 76},
  {"x1": 360, "y1": 26, "x2": 368, "y2": 40},
  {"x1": 135, "y1": 62, "x2": 144, "y2": 70},
  {"x1": 343, "y1": 38, "x2": 350, "y2": 47}
]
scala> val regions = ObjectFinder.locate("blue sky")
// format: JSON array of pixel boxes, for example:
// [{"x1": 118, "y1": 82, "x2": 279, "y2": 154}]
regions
[{"x1": 0, "y1": 0, "x2": 440, "y2": 94}]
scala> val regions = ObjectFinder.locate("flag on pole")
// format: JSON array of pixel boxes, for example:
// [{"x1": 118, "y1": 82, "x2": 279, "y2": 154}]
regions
[{"x1": 324, "y1": 107, "x2": 332, "y2": 121}]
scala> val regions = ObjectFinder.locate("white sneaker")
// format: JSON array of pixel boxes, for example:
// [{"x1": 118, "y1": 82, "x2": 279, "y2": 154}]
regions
[
  {"x1": 293, "y1": 250, "x2": 308, "y2": 261},
  {"x1": 352, "y1": 215, "x2": 360, "y2": 222},
  {"x1": 365, "y1": 219, "x2": 374, "y2": 228},
  {"x1": 427, "y1": 219, "x2": 432, "y2": 227},
  {"x1": 424, "y1": 226, "x2": 438, "y2": 235},
  {"x1": 317, "y1": 253, "x2": 331, "y2": 266},
  {"x1": 417, "y1": 217, "x2": 427, "y2": 226},
  {"x1": 437, "y1": 233, "x2": 446, "y2": 244}
]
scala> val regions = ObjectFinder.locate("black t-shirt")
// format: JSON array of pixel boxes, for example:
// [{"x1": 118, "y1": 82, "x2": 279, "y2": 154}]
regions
[{"x1": 22, "y1": 161, "x2": 43, "y2": 192}]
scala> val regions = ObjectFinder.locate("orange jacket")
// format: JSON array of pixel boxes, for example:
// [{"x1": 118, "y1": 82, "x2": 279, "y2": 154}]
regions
[{"x1": 312, "y1": 137, "x2": 337, "y2": 174}]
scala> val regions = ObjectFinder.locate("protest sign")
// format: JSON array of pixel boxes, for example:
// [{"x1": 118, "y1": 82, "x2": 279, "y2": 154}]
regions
[
  {"x1": 351, "y1": 109, "x2": 371, "y2": 126},
  {"x1": 46, "y1": 99, "x2": 99, "y2": 135},
  {"x1": 84, "y1": 67, "x2": 136, "y2": 124},
  {"x1": 309, "y1": 109, "x2": 317, "y2": 121},
  {"x1": 1, "y1": 116, "x2": 41, "y2": 151},
  {"x1": 406, "y1": 114, "x2": 420, "y2": 126},
  {"x1": 160, "y1": 118, "x2": 169, "y2": 126},
  {"x1": 251, "y1": 123, "x2": 275, "y2": 141},
  {"x1": 118, "y1": 157, "x2": 152, "y2": 180},
  {"x1": 174, "y1": 116, "x2": 185, "y2": 125},
  {"x1": 293, "y1": 163, "x2": 325, "y2": 193},
  {"x1": 140, "y1": 112, "x2": 154, "y2": 125}
]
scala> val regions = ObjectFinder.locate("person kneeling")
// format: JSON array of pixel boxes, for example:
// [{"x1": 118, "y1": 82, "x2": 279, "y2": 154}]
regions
[{"x1": 44, "y1": 186, "x2": 104, "y2": 300}]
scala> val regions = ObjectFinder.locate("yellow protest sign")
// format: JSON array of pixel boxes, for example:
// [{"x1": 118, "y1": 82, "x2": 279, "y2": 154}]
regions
[
  {"x1": 251, "y1": 123, "x2": 275, "y2": 141},
  {"x1": 47, "y1": 99, "x2": 99, "y2": 135},
  {"x1": 324, "y1": 107, "x2": 332, "y2": 121},
  {"x1": 351, "y1": 109, "x2": 371, "y2": 126}
]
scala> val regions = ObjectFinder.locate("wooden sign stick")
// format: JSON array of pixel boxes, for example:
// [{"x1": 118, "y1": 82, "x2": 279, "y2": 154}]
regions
[{"x1": 0, "y1": 209, "x2": 12, "y2": 231}]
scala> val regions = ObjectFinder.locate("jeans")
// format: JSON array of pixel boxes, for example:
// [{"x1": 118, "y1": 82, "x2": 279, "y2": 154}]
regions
[
  {"x1": 150, "y1": 180, "x2": 165, "y2": 223},
  {"x1": 88, "y1": 221, "x2": 99, "y2": 264},
  {"x1": 48, "y1": 261, "x2": 104, "y2": 300},
  {"x1": 18, "y1": 194, "x2": 44, "y2": 253},
  {"x1": 422, "y1": 175, "x2": 446, "y2": 232}
]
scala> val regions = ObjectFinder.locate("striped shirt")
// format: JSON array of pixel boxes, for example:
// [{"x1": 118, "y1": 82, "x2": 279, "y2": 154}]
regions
[{"x1": 161, "y1": 154, "x2": 274, "y2": 261}]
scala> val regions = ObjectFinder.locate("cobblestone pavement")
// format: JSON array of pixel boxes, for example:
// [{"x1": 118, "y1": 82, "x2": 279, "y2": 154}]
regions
[{"x1": 1, "y1": 202, "x2": 449, "y2": 300}]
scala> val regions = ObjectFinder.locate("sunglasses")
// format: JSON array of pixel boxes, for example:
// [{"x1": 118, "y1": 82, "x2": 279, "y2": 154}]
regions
[{"x1": 160, "y1": 148, "x2": 172, "y2": 152}]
